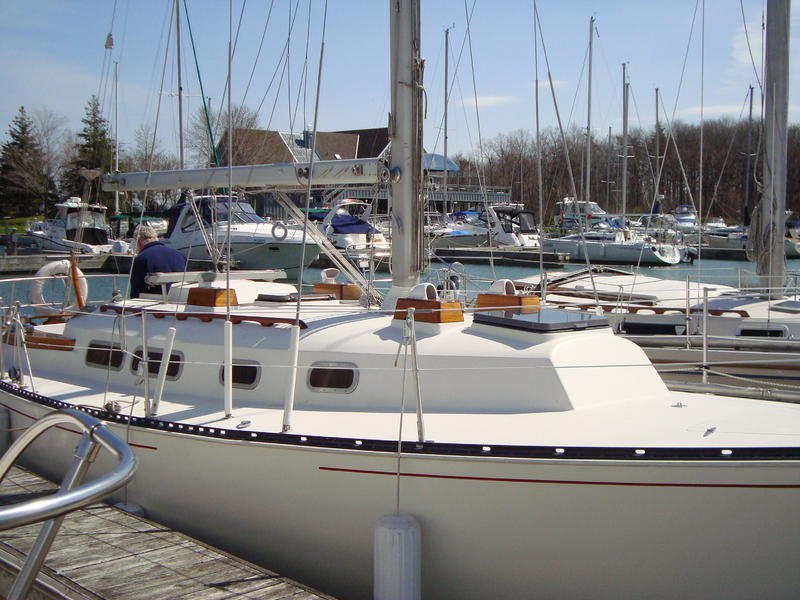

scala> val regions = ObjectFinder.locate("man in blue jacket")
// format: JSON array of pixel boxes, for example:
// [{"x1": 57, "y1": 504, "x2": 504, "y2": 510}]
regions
[{"x1": 130, "y1": 225, "x2": 187, "y2": 298}]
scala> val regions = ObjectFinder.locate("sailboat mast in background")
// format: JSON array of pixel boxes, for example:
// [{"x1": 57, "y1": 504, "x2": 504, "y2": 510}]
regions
[{"x1": 758, "y1": 0, "x2": 790, "y2": 296}]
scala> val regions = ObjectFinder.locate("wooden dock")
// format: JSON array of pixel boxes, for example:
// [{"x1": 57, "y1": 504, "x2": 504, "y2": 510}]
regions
[{"x1": 0, "y1": 467, "x2": 335, "y2": 600}]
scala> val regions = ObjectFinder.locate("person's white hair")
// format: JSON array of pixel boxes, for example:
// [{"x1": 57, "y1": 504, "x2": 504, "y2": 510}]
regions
[{"x1": 135, "y1": 225, "x2": 158, "y2": 243}]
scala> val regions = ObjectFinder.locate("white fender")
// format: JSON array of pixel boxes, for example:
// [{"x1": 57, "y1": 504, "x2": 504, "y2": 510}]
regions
[
  {"x1": 28, "y1": 259, "x2": 89, "y2": 314},
  {"x1": 271, "y1": 221, "x2": 288, "y2": 242}
]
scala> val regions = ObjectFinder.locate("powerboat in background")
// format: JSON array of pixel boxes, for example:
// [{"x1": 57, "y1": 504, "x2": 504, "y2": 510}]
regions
[
  {"x1": 162, "y1": 194, "x2": 320, "y2": 276},
  {"x1": 315, "y1": 198, "x2": 391, "y2": 269},
  {"x1": 28, "y1": 197, "x2": 119, "y2": 254},
  {"x1": 431, "y1": 204, "x2": 540, "y2": 249}
]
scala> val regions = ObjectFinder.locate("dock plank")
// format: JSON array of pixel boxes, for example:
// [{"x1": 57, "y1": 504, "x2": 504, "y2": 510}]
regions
[{"x1": 0, "y1": 467, "x2": 335, "y2": 600}]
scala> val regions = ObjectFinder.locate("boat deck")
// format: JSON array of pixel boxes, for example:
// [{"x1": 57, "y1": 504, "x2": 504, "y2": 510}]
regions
[{"x1": 0, "y1": 466, "x2": 335, "y2": 599}]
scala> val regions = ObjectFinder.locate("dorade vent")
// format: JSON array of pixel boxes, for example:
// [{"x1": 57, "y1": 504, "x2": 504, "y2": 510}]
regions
[
  {"x1": 308, "y1": 362, "x2": 358, "y2": 393},
  {"x1": 393, "y1": 282, "x2": 463, "y2": 323},
  {"x1": 86, "y1": 342, "x2": 124, "y2": 369},
  {"x1": 219, "y1": 360, "x2": 261, "y2": 389},
  {"x1": 475, "y1": 278, "x2": 539, "y2": 314},
  {"x1": 187, "y1": 287, "x2": 239, "y2": 307},
  {"x1": 394, "y1": 298, "x2": 464, "y2": 323},
  {"x1": 132, "y1": 348, "x2": 183, "y2": 379},
  {"x1": 311, "y1": 283, "x2": 362, "y2": 300}
]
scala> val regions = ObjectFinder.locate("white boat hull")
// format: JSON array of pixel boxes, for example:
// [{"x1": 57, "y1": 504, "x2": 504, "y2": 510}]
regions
[
  {"x1": 543, "y1": 238, "x2": 681, "y2": 265},
  {"x1": 2, "y1": 387, "x2": 799, "y2": 600},
  {"x1": 170, "y1": 239, "x2": 318, "y2": 276}
]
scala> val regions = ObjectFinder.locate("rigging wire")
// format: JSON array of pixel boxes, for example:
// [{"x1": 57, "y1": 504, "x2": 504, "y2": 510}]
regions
[
  {"x1": 704, "y1": 89, "x2": 751, "y2": 222},
  {"x1": 534, "y1": 4, "x2": 600, "y2": 306},
  {"x1": 739, "y1": 0, "x2": 763, "y2": 91},
  {"x1": 462, "y1": 0, "x2": 497, "y2": 280},
  {"x1": 98, "y1": 0, "x2": 120, "y2": 110},
  {"x1": 241, "y1": 0, "x2": 276, "y2": 107},
  {"x1": 290, "y1": 0, "x2": 313, "y2": 134},
  {"x1": 295, "y1": 0, "x2": 329, "y2": 324},
  {"x1": 183, "y1": 0, "x2": 220, "y2": 166}
]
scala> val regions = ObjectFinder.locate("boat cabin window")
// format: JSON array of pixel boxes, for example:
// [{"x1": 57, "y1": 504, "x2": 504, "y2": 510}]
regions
[
  {"x1": 180, "y1": 211, "x2": 198, "y2": 232},
  {"x1": 516, "y1": 211, "x2": 538, "y2": 233},
  {"x1": 736, "y1": 327, "x2": 787, "y2": 338},
  {"x1": 308, "y1": 362, "x2": 358, "y2": 393},
  {"x1": 497, "y1": 212, "x2": 514, "y2": 233},
  {"x1": 86, "y1": 342, "x2": 124, "y2": 370},
  {"x1": 66, "y1": 211, "x2": 106, "y2": 231},
  {"x1": 218, "y1": 360, "x2": 261, "y2": 389},
  {"x1": 131, "y1": 347, "x2": 183, "y2": 379}
]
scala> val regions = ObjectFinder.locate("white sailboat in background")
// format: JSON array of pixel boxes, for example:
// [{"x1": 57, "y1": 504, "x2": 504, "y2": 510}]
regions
[
  {"x1": 541, "y1": 34, "x2": 682, "y2": 267},
  {"x1": 2, "y1": 2, "x2": 800, "y2": 599}
]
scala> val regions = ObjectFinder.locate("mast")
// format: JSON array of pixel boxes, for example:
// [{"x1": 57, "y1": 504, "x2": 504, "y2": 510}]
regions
[
  {"x1": 383, "y1": 0, "x2": 423, "y2": 308},
  {"x1": 584, "y1": 16, "x2": 594, "y2": 207},
  {"x1": 759, "y1": 0, "x2": 790, "y2": 296},
  {"x1": 176, "y1": 0, "x2": 185, "y2": 170},
  {"x1": 743, "y1": 85, "x2": 754, "y2": 227},
  {"x1": 443, "y1": 26, "x2": 450, "y2": 215},
  {"x1": 114, "y1": 61, "x2": 119, "y2": 215},
  {"x1": 534, "y1": 0, "x2": 545, "y2": 303},
  {"x1": 654, "y1": 87, "x2": 660, "y2": 198},
  {"x1": 620, "y1": 63, "x2": 629, "y2": 223},
  {"x1": 604, "y1": 126, "x2": 611, "y2": 209}
]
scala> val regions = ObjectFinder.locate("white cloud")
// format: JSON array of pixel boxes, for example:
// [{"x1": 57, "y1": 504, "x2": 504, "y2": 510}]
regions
[{"x1": 460, "y1": 95, "x2": 519, "y2": 108}]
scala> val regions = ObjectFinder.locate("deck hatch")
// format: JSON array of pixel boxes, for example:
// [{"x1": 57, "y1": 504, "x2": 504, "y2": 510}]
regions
[{"x1": 473, "y1": 307, "x2": 609, "y2": 332}]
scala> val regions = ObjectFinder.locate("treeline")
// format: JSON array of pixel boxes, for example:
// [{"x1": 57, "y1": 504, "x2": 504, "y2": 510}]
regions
[
  {"x1": 0, "y1": 97, "x2": 177, "y2": 218},
  {"x1": 2, "y1": 99, "x2": 798, "y2": 228},
  {"x1": 449, "y1": 119, "x2": 800, "y2": 226}
]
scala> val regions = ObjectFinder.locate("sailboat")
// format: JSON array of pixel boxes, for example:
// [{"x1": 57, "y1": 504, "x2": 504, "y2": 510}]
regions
[
  {"x1": 2, "y1": 2, "x2": 800, "y2": 599},
  {"x1": 541, "y1": 28, "x2": 682, "y2": 267},
  {"x1": 524, "y1": 1, "x2": 800, "y2": 396}
]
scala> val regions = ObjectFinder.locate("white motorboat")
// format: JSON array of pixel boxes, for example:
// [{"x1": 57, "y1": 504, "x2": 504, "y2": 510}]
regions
[
  {"x1": 162, "y1": 194, "x2": 320, "y2": 276},
  {"x1": 671, "y1": 204, "x2": 698, "y2": 232},
  {"x1": 431, "y1": 205, "x2": 541, "y2": 249},
  {"x1": 316, "y1": 198, "x2": 391, "y2": 268},
  {"x1": 542, "y1": 229, "x2": 682, "y2": 265},
  {"x1": 28, "y1": 198, "x2": 121, "y2": 254},
  {"x1": 2, "y1": 2, "x2": 800, "y2": 599}
]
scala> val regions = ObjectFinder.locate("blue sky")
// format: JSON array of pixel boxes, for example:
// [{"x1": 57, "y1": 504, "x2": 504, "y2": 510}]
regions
[{"x1": 0, "y1": 0, "x2": 797, "y2": 163}]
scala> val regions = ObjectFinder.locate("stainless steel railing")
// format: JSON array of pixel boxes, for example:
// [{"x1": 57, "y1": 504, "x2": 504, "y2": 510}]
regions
[{"x1": 0, "y1": 408, "x2": 137, "y2": 600}]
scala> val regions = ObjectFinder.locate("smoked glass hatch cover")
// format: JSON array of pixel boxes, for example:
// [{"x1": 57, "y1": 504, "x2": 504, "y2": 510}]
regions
[
  {"x1": 772, "y1": 300, "x2": 800, "y2": 314},
  {"x1": 474, "y1": 307, "x2": 609, "y2": 332}
]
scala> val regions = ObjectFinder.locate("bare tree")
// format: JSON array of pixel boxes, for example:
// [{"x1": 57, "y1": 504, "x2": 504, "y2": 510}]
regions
[
  {"x1": 124, "y1": 123, "x2": 178, "y2": 172},
  {"x1": 186, "y1": 104, "x2": 260, "y2": 167},
  {"x1": 31, "y1": 108, "x2": 69, "y2": 193}
]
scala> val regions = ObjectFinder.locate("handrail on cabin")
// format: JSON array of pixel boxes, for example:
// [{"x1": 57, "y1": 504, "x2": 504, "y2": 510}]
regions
[{"x1": 99, "y1": 304, "x2": 307, "y2": 329}]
